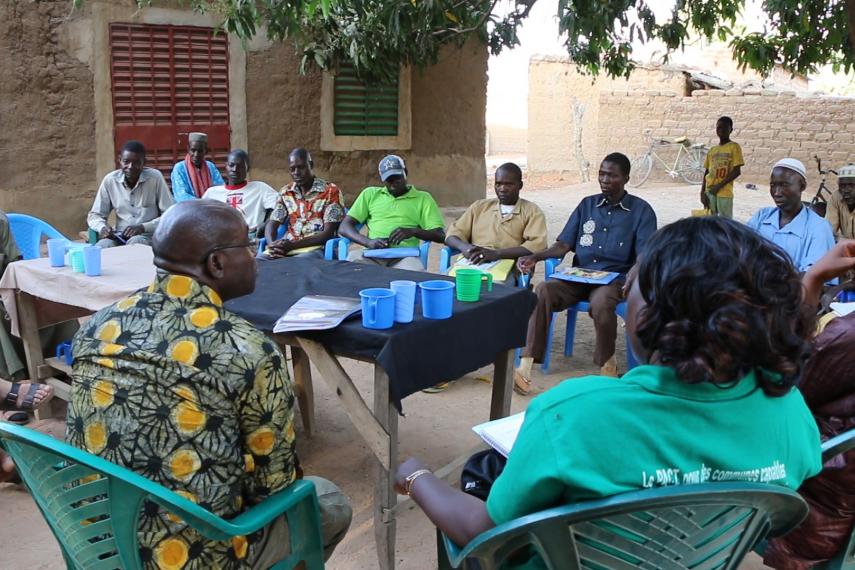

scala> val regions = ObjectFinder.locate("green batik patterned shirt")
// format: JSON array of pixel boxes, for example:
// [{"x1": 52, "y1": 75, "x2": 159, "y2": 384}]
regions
[{"x1": 66, "y1": 272, "x2": 297, "y2": 570}]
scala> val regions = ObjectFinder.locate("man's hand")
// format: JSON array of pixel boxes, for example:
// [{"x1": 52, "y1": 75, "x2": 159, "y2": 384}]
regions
[
  {"x1": 122, "y1": 224, "x2": 145, "y2": 239},
  {"x1": 98, "y1": 226, "x2": 114, "y2": 240},
  {"x1": 388, "y1": 227, "x2": 417, "y2": 245},
  {"x1": 807, "y1": 241, "x2": 855, "y2": 284},
  {"x1": 707, "y1": 183, "x2": 721, "y2": 195},
  {"x1": 268, "y1": 239, "x2": 293, "y2": 257},
  {"x1": 467, "y1": 246, "x2": 499, "y2": 265},
  {"x1": 365, "y1": 238, "x2": 389, "y2": 250},
  {"x1": 394, "y1": 457, "x2": 430, "y2": 496},
  {"x1": 517, "y1": 255, "x2": 537, "y2": 275}
]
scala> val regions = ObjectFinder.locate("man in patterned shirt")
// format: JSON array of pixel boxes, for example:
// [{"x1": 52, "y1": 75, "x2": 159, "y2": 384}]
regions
[
  {"x1": 263, "y1": 148, "x2": 345, "y2": 258},
  {"x1": 66, "y1": 201, "x2": 351, "y2": 569}
]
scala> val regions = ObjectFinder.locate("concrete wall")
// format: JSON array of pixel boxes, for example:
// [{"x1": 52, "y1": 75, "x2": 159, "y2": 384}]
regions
[
  {"x1": 0, "y1": 1, "x2": 487, "y2": 236},
  {"x1": 247, "y1": 40, "x2": 487, "y2": 207}
]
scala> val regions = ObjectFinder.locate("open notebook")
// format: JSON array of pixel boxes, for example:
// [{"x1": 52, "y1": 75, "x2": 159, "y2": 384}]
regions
[{"x1": 471, "y1": 412, "x2": 525, "y2": 458}]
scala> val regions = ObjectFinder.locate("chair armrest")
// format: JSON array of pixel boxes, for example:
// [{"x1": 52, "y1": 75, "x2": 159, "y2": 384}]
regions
[
  {"x1": 257, "y1": 238, "x2": 267, "y2": 256},
  {"x1": 544, "y1": 258, "x2": 562, "y2": 278},
  {"x1": 439, "y1": 246, "x2": 460, "y2": 274},
  {"x1": 338, "y1": 237, "x2": 352, "y2": 261},
  {"x1": 324, "y1": 238, "x2": 340, "y2": 260},
  {"x1": 821, "y1": 428, "x2": 855, "y2": 462},
  {"x1": 419, "y1": 241, "x2": 431, "y2": 269},
  {"x1": 223, "y1": 480, "x2": 318, "y2": 535}
]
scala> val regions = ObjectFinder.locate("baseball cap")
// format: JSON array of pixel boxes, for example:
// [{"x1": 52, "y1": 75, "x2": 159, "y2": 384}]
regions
[
  {"x1": 771, "y1": 158, "x2": 807, "y2": 181},
  {"x1": 838, "y1": 164, "x2": 855, "y2": 179},
  {"x1": 379, "y1": 155, "x2": 406, "y2": 181}
]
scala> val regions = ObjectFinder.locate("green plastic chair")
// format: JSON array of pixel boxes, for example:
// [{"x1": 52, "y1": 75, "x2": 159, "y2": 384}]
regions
[
  {"x1": 437, "y1": 482, "x2": 808, "y2": 570},
  {"x1": 0, "y1": 422, "x2": 324, "y2": 570},
  {"x1": 813, "y1": 428, "x2": 855, "y2": 570}
]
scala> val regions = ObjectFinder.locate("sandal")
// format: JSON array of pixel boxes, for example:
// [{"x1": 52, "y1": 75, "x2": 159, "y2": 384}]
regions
[
  {"x1": 421, "y1": 381, "x2": 452, "y2": 394},
  {"x1": 2, "y1": 382, "x2": 53, "y2": 412},
  {"x1": 513, "y1": 371, "x2": 532, "y2": 396},
  {"x1": 0, "y1": 410, "x2": 29, "y2": 426}
]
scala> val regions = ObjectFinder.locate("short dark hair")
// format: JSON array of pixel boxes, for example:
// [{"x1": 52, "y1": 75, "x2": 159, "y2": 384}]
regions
[
  {"x1": 718, "y1": 116, "x2": 734, "y2": 128},
  {"x1": 603, "y1": 152, "x2": 631, "y2": 176},
  {"x1": 228, "y1": 148, "x2": 250, "y2": 168},
  {"x1": 121, "y1": 140, "x2": 146, "y2": 156},
  {"x1": 496, "y1": 162, "x2": 523, "y2": 182},
  {"x1": 633, "y1": 216, "x2": 813, "y2": 397},
  {"x1": 289, "y1": 147, "x2": 314, "y2": 167}
]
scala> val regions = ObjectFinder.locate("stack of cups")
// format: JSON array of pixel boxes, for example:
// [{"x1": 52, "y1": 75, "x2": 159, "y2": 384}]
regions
[{"x1": 390, "y1": 280, "x2": 417, "y2": 323}]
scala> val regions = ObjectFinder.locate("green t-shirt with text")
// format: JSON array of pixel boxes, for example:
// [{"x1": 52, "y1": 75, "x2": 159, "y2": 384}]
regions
[{"x1": 346, "y1": 185, "x2": 445, "y2": 248}]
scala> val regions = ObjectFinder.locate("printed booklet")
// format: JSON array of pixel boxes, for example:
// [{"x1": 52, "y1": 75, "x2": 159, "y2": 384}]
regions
[
  {"x1": 471, "y1": 412, "x2": 525, "y2": 458},
  {"x1": 549, "y1": 266, "x2": 619, "y2": 285},
  {"x1": 273, "y1": 295, "x2": 361, "y2": 333}
]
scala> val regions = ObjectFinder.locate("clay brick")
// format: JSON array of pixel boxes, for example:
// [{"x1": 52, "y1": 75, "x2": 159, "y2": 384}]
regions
[
  {"x1": 708, "y1": 90, "x2": 726, "y2": 97},
  {"x1": 725, "y1": 89, "x2": 744, "y2": 96}
]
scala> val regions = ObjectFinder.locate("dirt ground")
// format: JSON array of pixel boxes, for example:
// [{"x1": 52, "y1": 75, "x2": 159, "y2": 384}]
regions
[{"x1": 0, "y1": 177, "x2": 778, "y2": 569}]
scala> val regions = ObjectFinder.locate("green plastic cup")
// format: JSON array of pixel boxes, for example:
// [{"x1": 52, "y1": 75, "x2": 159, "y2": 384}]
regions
[{"x1": 455, "y1": 268, "x2": 493, "y2": 302}]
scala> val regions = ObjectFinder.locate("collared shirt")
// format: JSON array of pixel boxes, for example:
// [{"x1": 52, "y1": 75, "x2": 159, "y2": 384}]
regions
[
  {"x1": 170, "y1": 160, "x2": 225, "y2": 203},
  {"x1": 825, "y1": 190, "x2": 855, "y2": 240},
  {"x1": 747, "y1": 206, "x2": 835, "y2": 272},
  {"x1": 486, "y1": 365, "x2": 821, "y2": 553},
  {"x1": 557, "y1": 193, "x2": 657, "y2": 274},
  {"x1": 446, "y1": 198, "x2": 548, "y2": 253},
  {"x1": 66, "y1": 272, "x2": 296, "y2": 568},
  {"x1": 347, "y1": 185, "x2": 445, "y2": 248},
  {"x1": 87, "y1": 168, "x2": 174, "y2": 234},
  {"x1": 270, "y1": 178, "x2": 345, "y2": 242}
]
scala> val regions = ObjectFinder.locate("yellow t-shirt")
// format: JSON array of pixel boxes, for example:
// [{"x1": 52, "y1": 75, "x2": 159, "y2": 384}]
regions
[{"x1": 704, "y1": 141, "x2": 744, "y2": 199}]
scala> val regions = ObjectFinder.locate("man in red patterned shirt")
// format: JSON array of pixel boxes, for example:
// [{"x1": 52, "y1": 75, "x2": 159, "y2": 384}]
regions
[{"x1": 263, "y1": 148, "x2": 345, "y2": 258}]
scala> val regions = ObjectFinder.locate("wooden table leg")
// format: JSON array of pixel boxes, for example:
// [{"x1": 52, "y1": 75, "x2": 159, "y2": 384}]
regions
[
  {"x1": 16, "y1": 291, "x2": 56, "y2": 419},
  {"x1": 373, "y1": 365, "x2": 398, "y2": 570},
  {"x1": 290, "y1": 345, "x2": 314, "y2": 437},
  {"x1": 490, "y1": 349, "x2": 514, "y2": 420}
]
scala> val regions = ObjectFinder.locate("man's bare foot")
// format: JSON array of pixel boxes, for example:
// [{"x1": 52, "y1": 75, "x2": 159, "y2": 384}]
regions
[
  {"x1": 0, "y1": 451, "x2": 17, "y2": 483},
  {"x1": 0, "y1": 380, "x2": 53, "y2": 411}
]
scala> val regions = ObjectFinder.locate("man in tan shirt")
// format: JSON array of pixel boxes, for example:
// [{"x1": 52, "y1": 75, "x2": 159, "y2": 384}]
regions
[
  {"x1": 826, "y1": 164, "x2": 855, "y2": 240},
  {"x1": 446, "y1": 163, "x2": 547, "y2": 284}
]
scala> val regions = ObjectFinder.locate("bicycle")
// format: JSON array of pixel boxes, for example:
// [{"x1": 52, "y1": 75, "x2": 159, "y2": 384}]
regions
[
  {"x1": 808, "y1": 154, "x2": 836, "y2": 218},
  {"x1": 628, "y1": 130, "x2": 709, "y2": 187}
]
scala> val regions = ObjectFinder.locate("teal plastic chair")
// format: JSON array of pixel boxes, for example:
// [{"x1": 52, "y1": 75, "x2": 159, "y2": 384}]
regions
[
  {"x1": 438, "y1": 482, "x2": 808, "y2": 570},
  {"x1": 0, "y1": 423, "x2": 324, "y2": 570},
  {"x1": 812, "y1": 428, "x2": 855, "y2": 570},
  {"x1": 7, "y1": 213, "x2": 68, "y2": 260}
]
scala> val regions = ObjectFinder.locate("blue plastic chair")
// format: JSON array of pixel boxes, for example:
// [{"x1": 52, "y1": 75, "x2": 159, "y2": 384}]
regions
[
  {"x1": 438, "y1": 482, "x2": 809, "y2": 570},
  {"x1": 258, "y1": 220, "x2": 338, "y2": 261},
  {"x1": 536, "y1": 258, "x2": 638, "y2": 372},
  {"x1": 0, "y1": 422, "x2": 324, "y2": 570},
  {"x1": 7, "y1": 213, "x2": 68, "y2": 260},
  {"x1": 811, "y1": 428, "x2": 855, "y2": 570},
  {"x1": 337, "y1": 223, "x2": 430, "y2": 268},
  {"x1": 438, "y1": 246, "x2": 529, "y2": 288}
]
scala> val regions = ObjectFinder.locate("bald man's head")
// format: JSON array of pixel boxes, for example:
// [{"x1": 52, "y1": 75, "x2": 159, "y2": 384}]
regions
[{"x1": 153, "y1": 201, "x2": 256, "y2": 300}]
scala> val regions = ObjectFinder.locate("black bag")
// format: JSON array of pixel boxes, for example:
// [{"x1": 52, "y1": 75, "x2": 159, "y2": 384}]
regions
[{"x1": 460, "y1": 449, "x2": 507, "y2": 501}]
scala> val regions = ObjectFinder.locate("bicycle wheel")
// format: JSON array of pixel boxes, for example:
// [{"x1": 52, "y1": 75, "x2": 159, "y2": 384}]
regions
[
  {"x1": 628, "y1": 154, "x2": 652, "y2": 187},
  {"x1": 678, "y1": 146, "x2": 706, "y2": 185}
]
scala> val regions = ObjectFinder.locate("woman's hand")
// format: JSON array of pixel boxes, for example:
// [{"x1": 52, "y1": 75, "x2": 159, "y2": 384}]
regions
[{"x1": 394, "y1": 457, "x2": 429, "y2": 495}]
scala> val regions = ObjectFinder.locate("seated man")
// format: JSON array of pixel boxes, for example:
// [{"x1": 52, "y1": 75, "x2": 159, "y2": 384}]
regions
[
  {"x1": 203, "y1": 149, "x2": 278, "y2": 238},
  {"x1": 66, "y1": 201, "x2": 351, "y2": 566},
  {"x1": 339, "y1": 155, "x2": 445, "y2": 271},
  {"x1": 264, "y1": 148, "x2": 345, "y2": 258},
  {"x1": 170, "y1": 132, "x2": 224, "y2": 202},
  {"x1": 445, "y1": 162, "x2": 547, "y2": 285},
  {"x1": 395, "y1": 217, "x2": 821, "y2": 564},
  {"x1": 88, "y1": 140, "x2": 174, "y2": 248},
  {"x1": 515, "y1": 153, "x2": 656, "y2": 391},
  {"x1": 825, "y1": 164, "x2": 855, "y2": 240},
  {"x1": 747, "y1": 158, "x2": 834, "y2": 273}
]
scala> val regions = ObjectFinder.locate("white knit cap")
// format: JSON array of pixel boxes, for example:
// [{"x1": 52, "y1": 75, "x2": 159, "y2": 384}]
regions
[
  {"x1": 771, "y1": 158, "x2": 807, "y2": 181},
  {"x1": 838, "y1": 164, "x2": 855, "y2": 179}
]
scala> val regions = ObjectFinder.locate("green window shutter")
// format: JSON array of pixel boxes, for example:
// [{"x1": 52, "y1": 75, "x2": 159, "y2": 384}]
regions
[{"x1": 334, "y1": 65, "x2": 399, "y2": 136}]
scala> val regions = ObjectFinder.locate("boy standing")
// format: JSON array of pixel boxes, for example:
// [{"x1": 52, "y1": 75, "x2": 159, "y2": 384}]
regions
[{"x1": 700, "y1": 116, "x2": 744, "y2": 219}]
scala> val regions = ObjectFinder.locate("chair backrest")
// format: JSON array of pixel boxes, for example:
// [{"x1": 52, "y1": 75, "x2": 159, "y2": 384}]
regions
[
  {"x1": 817, "y1": 428, "x2": 855, "y2": 570},
  {"x1": 0, "y1": 422, "x2": 308, "y2": 570},
  {"x1": 7, "y1": 213, "x2": 67, "y2": 260},
  {"x1": 441, "y1": 483, "x2": 808, "y2": 570}
]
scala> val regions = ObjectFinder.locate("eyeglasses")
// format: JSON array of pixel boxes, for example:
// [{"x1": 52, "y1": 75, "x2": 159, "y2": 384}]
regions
[{"x1": 199, "y1": 239, "x2": 257, "y2": 263}]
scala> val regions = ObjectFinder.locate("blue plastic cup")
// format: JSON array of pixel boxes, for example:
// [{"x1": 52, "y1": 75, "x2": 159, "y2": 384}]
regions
[
  {"x1": 359, "y1": 288, "x2": 396, "y2": 330},
  {"x1": 47, "y1": 238, "x2": 67, "y2": 267},
  {"x1": 390, "y1": 280, "x2": 417, "y2": 323},
  {"x1": 83, "y1": 245, "x2": 102, "y2": 277},
  {"x1": 420, "y1": 280, "x2": 455, "y2": 319}
]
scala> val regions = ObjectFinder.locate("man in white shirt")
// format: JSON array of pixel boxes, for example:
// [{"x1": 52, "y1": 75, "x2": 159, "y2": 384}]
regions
[
  {"x1": 88, "y1": 140, "x2": 174, "y2": 248},
  {"x1": 203, "y1": 149, "x2": 279, "y2": 237}
]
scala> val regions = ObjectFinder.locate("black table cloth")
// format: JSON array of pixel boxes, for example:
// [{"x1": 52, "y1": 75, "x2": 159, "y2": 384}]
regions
[{"x1": 226, "y1": 256, "x2": 536, "y2": 407}]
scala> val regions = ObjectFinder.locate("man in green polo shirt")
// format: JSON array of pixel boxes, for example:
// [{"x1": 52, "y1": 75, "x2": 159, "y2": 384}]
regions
[{"x1": 339, "y1": 155, "x2": 445, "y2": 270}]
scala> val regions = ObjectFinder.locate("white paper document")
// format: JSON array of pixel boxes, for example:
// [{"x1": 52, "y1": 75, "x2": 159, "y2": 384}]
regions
[
  {"x1": 831, "y1": 302, "x2": 855, "y2": 317},
  {"x1": 273, "y1": 295, "x2": 361, "y2": 333},
  {"x1": 471, "y1": 412, "x2": 525, "y2": 458}
]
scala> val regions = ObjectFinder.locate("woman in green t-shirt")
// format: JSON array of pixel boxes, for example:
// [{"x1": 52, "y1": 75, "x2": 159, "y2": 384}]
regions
[{"x1": 395, "y1": 216, "x2": 832, "y2": 564}]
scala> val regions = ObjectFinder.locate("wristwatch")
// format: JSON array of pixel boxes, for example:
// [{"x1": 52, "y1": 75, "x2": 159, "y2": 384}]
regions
[{"x1": 404, "y1": 468, "x2": 432, "y2": 496}]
